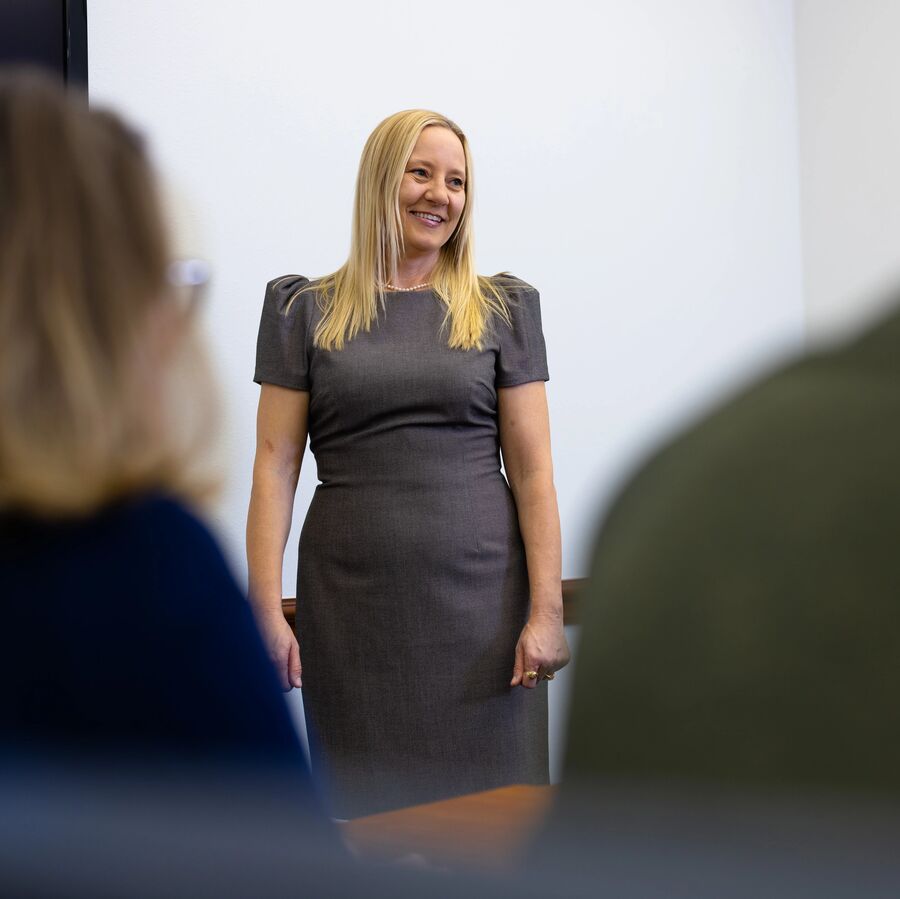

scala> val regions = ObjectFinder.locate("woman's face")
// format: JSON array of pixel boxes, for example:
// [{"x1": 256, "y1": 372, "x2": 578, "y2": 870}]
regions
[{"x1": 398, "y1": 126, "x2": 466, "y2": 260}]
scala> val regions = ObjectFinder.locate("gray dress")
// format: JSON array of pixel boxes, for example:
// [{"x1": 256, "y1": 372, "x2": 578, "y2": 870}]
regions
[{"x1": 254, "y1": 275, "x2": 550, "y2": 818}]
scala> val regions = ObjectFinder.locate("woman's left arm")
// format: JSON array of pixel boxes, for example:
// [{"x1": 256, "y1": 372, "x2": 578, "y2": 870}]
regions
[{"x1": 498, "y1": 381, "x2": 571, "y2": 689}]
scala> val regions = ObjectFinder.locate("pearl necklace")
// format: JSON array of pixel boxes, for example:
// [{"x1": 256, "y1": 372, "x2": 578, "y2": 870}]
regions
[{"x1": 384, "y1": 282, "x2": 431, "y2": 292}]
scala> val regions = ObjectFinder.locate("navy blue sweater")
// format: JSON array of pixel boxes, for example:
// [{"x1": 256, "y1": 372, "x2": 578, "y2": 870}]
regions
[{"x1": 0, "y1": 494, "x2": 304, "y2": 767}]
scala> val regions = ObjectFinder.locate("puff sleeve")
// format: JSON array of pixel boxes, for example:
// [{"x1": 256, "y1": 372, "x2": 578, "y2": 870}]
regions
[
  {"x1": 253, "y1": 275, "x2": 314, "y2": 390},
  {"x1": 495, "y1": 277, "x2": 550, "y2": 388}
]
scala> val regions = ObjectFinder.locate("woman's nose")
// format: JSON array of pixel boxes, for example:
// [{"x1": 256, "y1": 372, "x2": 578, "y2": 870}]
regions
[{"x1": 424, "y1": 180, "x2": 448, "y2": 205}]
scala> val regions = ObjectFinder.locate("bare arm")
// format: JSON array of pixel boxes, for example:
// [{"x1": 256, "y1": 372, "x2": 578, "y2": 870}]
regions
[
  {"x1": 498, "y1": 381, "x2": 570, "y2": 688},
  {"x1": 246, "y1": 383, "x2": 309, "y2": 689}
]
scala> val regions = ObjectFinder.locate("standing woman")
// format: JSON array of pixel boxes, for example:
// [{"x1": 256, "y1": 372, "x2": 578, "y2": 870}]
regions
[{"x1": 248, "y1": 110, "x2": 569, "y2": 817}]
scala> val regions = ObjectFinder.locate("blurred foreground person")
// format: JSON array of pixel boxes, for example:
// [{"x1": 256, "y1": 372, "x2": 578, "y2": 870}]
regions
[
  {"x1": 0, "y1": 70, "x2": 316, "y2": 779},
  {"x1": 537, "y1": 298, "x2": 900, "y2": 896}
]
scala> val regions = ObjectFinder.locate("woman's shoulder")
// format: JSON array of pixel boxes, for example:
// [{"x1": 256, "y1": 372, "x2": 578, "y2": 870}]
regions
[
  {"x1": 96, "y1": 490, "x2": 196, "y2": 528},
  {"x1": 101, "y1": 494, "x2": 222, "y2": 564},
  {"x1": 123, "y1": 491, "x2": 208, "y2": 531},
  {"x1": 0, "y1": 493, "x2": 230, "y2": 613},
  {"x1": 0, "y1": 493, "x2": 205, "y2": 550},
  {"x1": 264, "y1": 274, "x2": 319, "y2": 315},
  {"x1": 486, "y1": 273, "x2": 548, "y2": 370},
  {"x1": 488, "y1": 272, "x2": 539, "y2": 300},
  {"x1": 112, "y1": 494, "x2": 245, "y2": 624}
]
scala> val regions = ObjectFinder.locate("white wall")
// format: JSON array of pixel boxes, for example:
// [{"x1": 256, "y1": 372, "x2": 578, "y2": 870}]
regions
[
  {"x1": 88, "y1": 0, "x2": 805, "y2": 780},
  {"x1": 795, "y1": 0, "x2": 900, "y2": 342}
]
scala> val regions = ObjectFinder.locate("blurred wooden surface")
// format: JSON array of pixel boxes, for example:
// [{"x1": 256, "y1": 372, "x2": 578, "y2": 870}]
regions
[
  {"x1": 283, "y1": 578, "x2": 585, "y2": 630},
  {"x1": 339, "y1": 784, "x2": 556, "y2": 870}
]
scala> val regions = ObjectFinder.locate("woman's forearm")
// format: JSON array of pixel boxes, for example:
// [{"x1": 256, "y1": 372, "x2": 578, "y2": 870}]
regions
[
  {"x1": 246, "y1": 462, "x2": 300, "y2": 619},
  {"x1": 510, "y1": 471, "x2": 563, "y2": 621}
]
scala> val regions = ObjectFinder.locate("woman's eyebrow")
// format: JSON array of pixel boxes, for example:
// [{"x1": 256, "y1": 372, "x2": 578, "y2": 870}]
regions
[{"x1": 408, "y1": 157, "x2": 466, "y2": 177}]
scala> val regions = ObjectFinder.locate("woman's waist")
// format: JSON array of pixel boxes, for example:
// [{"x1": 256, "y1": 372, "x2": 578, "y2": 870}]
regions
[
  {"x1": 310, "y1": 437, "x2": 504, "y2": 489},
  {"x1": 300, "y1": 476, "x2": 521, "y2": 563},
  {"x1": 310, "y1": 467, "x2": 511, "y2": 495}
]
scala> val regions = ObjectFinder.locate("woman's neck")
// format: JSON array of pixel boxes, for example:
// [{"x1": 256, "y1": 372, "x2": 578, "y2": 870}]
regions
[{"x1": 391, "y1": 253, "x2": 437, "y2": 288}]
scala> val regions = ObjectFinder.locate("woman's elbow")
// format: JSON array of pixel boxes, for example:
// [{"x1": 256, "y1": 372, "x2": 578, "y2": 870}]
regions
[
  {"x1": 506, "y1": 464, "x2": 556, "y2": 501},
  {"x1": 252, "y1": 444, "x2": 302, "y2": 487}
]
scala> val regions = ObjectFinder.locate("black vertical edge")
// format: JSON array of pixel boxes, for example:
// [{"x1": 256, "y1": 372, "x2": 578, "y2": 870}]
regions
[{"x1": 64, "y1": 0, "x2": 88, "y2": 88}]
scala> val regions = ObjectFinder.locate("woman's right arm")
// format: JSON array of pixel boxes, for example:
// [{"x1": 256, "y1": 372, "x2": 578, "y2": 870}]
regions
[{"x1": 247, "y1": 382, "x2": 309, "y2": 691}]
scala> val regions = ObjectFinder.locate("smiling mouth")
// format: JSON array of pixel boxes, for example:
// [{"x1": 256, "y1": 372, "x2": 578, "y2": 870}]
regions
[{"x1": 410, "y1": 211, "x2": 444, "y2": 223}]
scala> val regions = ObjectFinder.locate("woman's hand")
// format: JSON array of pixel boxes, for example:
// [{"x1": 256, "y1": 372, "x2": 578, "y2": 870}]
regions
[
  {"x1": 257, "y1": 611, "x2": 302, "y2": 691},
  {"x1": 510, "y1": 610, "x2": 570, "y2": 689}
]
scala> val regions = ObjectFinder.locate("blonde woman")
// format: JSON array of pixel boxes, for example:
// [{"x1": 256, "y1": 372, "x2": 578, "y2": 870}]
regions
[
  {"x1": 0, "y1": 71, "x2": 313, "y2": 773},
  {"x1": 249, "y1": 110, "x2": 570, "y2": 817}
]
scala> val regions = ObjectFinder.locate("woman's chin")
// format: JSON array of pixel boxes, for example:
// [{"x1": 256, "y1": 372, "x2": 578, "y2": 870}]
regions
[{"x1": 401, "y1": 236, "x2": 447, "y2": 257}]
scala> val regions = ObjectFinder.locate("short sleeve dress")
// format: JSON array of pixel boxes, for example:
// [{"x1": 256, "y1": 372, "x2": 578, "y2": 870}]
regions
[{"x1": 254, "y1": 275, "x2": 551, "y2": 817}]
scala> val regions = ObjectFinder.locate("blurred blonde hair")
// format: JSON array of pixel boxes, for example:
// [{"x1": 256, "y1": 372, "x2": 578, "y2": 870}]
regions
[
  {"x1": 0, "y1": 69, "x2": 219, "y2": 517},
  {"x1": 295, "y1": 109, "x2": 514, "y2": 351}
]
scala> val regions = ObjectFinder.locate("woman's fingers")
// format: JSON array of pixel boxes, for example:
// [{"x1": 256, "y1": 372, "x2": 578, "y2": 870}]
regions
[
  {"x1": 510, "y1": 641, "x2": 524, "y2": 686},
  {"x1": 273, "y1": 644, "x2": 292, "y2": 691},
  {"x1": 522, "y1": 657, "x2": 540, "y2": 689},
  {"x1": 520, "y1": 646, "x2": 543, "y2": 690},
  {"x1": 288, "y1": 636, "x2": 303, "y2": 689},
  {"x1": 512, "y1": 620, "x2": 568, "y2": 689},
  {"x1": 513, "y1": 648, "x2": 553, "y2": 689},
  {"x1": 258, "y1": 615, "x2": 300, "y2": 691}
]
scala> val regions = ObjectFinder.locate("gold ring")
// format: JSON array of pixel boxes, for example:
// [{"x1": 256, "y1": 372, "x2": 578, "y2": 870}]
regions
[
  {"x1": 525, "y1": 670, "x2": 539, "y2": 680},
  {"x1": 543, "y1": 672, "x2": 555, "y2": 681}
]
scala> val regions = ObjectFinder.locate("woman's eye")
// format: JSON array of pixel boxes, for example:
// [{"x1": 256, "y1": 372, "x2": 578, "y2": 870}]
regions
[
  {"x1": 410, "y1": 168, "x2": 427, "y2": 177},
  {"x1": 450, "y1": 178, "x2": 465, "y2": 188}
]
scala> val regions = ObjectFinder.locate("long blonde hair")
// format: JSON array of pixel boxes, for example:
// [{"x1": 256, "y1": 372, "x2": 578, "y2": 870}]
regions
[
  {"x1": 0, "y1": 69, "x2": 219, "y2": 517},
  {"x1": 298, "y1": 109, "x2": 513, "y2": 351}
]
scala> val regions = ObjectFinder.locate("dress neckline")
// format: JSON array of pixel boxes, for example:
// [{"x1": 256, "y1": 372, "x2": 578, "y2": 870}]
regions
[{"x1": 383, "y1": 287, "x2": 434, "y2": 296}]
